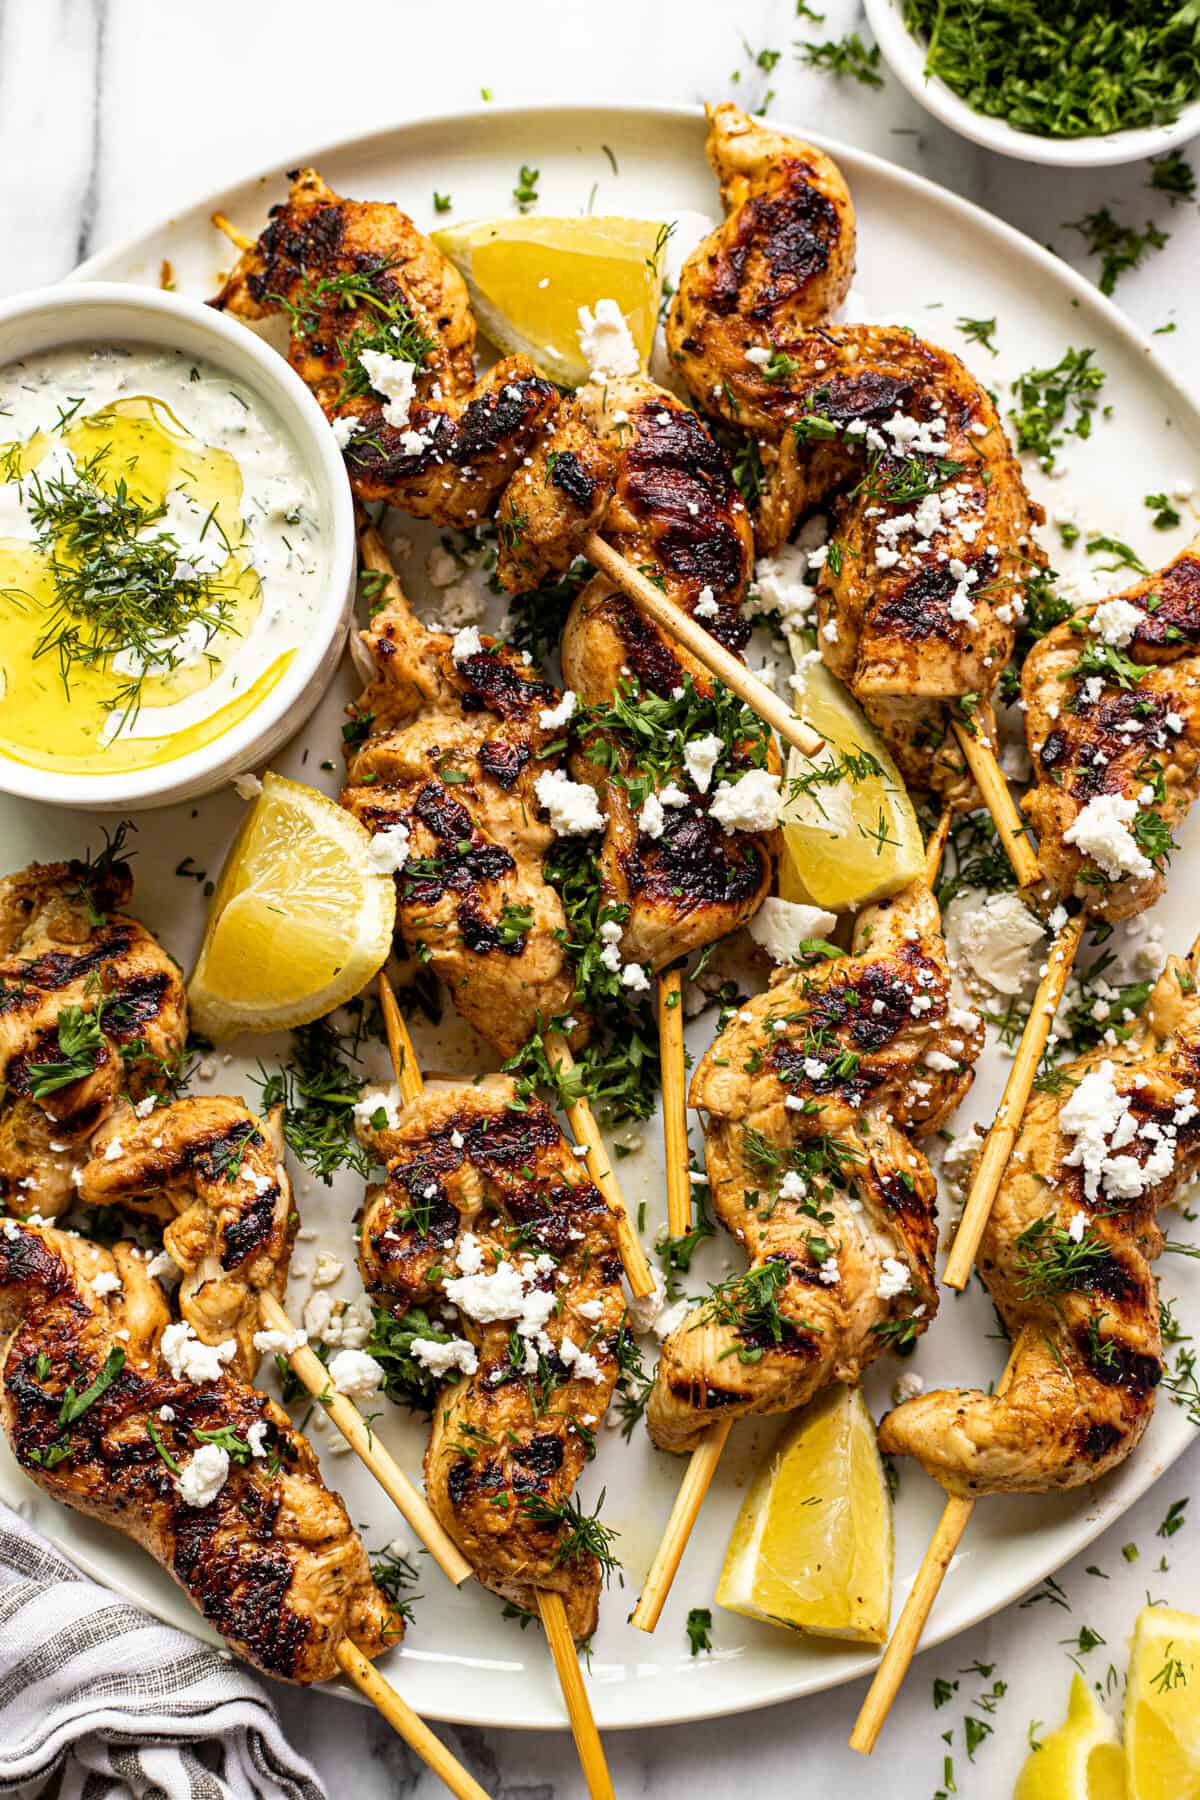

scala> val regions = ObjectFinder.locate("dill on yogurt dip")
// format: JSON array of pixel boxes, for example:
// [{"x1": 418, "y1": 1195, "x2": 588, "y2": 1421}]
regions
[{"x1": 0, "y1": 341, "x2": 326, "y2": 776}]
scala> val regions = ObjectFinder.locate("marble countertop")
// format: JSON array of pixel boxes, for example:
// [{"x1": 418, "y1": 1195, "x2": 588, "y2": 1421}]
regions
[{"x1": 4, "y1": 1, "x2": 1200, "y2": 1794}]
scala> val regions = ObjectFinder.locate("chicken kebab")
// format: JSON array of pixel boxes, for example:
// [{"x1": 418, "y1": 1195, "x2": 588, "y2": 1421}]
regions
[
  {"x1": 0, "y1": 1215, "x2": 398, "y2": 1681},
  {"x1": 0, "y1": 859, "x2": 297, "y2": 1378},
  {"x1": 356, "y1": 1076, "x2": 625, "y2": 1642},
  {"x1": 647, "y1": 852, "x2": 983, "y2": 1453},
  {"x1": 880, "y1": 926, "x2": 1200, "y2": 1494},
  {"x1": 668, "y1": 103, "x2": 1044, "y2": 819}
]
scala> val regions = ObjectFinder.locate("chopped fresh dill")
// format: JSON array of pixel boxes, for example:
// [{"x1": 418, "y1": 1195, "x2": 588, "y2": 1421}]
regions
[{"x1": 255, "y1": 1014, "x2": 375, "y2": 1184}]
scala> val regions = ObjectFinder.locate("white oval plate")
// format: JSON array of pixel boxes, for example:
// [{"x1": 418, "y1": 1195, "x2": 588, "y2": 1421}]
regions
[{"x1": 4, "y1": 102, "x2": 1200, "y2": 1733}]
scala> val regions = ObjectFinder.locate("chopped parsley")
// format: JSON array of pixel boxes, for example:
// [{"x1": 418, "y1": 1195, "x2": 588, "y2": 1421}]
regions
[
  {"x1": 1065, "y1": 207, "x2": 1169, "y2": 296},
  {"x1": 256, "y1": 1013, "x2": 376, "y2": 1183},
  {"x1": 795, "y1": 32, "x2": 883, "y2": 86},
  {"x1": 1009, "y1": 348, "x2": 1106, "y2": 469},
  {"x1": 686, "y1": 1607, "x2": 714, "y2": 1654}
]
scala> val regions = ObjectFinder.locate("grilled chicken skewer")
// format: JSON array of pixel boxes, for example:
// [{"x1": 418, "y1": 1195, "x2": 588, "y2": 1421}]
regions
[
  {"x1": 346, "y1": 523, "x2": 653, "y2": 1296},
  {"x1": 364, "y1": 976, "x2": 618, "y2": 1800},
  {"x1": 210, "y1": 190, "x2": 822, "y2": 764},
  {"x1": 564, "y1": 370, "x2": 781, "y2": 1234},
  {"x1": 667, "y1": 102, "x2": 1041, "y2": 883},
  {"x1": 0, "y1": 1217, "x2": 489, "y2": 1798},
  {"x1": 632, "y1": 817, "x2": 980, "y2": 1628},
  {"x1": 851, "y1": 928, "x2": 1200, "y2": 1751},
  {"x1": 944, "y1": 536, "x2": 1200, "y2": 1288},
  {"x1": 0, "y1": 857, "x2": 469, "y2": 1579}
]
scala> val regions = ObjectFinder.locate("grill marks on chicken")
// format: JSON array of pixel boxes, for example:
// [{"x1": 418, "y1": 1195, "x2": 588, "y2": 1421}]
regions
[
  {"x1": 668, "y1": 103, "x2": 856, "y2": 404},
  {"x1": 0, "y1": 861, "x2": 187, "y2": 1221},
  {"x1": 359, "y1": 1079, "x2": 624, "y2": 1640},
  {"x1": 561, "y1": 375, "x2": 777, "y2": 972},
  {"x1": 342, "y1": 573, "x2": 581, "y2": 1058},
  {"x1": 0, "y1": 1219, "x2": 394, "y2": 1682},
  {"x1": 880, "y1": 941, "x2": 1200, "y2": 1495},
  {"x1": 81, "y1": 1097, "x2": 296, "y2": 1382},
  {"x1": 1022, "y1": 539, "x2": 1200, "y2": 924},
  {"x1": 647, "y1": 879, "x2": 982, "y2": 1454},
  {"x1": 211, "y1": 168, "x2": 612, "y2": 588}
]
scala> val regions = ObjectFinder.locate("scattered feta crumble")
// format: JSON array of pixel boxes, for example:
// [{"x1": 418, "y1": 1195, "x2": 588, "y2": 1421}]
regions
[
  {"x1": 748, "y1": 897, "x2": 838, "y2": 964},
  {"x1": 451, "y1": 625, "x2": 484, "y2": 664},
  {"x1": 366, "y1": 822, "x2": 411, "y2": 874},
  {"x1": 161, "y1": 1322, "x2": 238, "y2": 1384},
  {"x1": 682, "y1": 733, "x2": 723, "y2": 794},
  {"x1": 538, "y1": 689, "x2": 577, "y2": 731},
  {"x1": 409, "y1": 1334, "x2": 478, "y2": 1378},
  {"x1": 709, "y1": 769, "x2": 783, "y2": 834},
  {"x1": 327, "y1": 1348, "x2": 385, "y2": 1401},
  {"x1": 876, "y1": 1257, "x2": 910, "y2": 1301},
  {"x1": 534, "y1": 768, "x2": 606, "y2": 836},
  {"x1": 577, "y1": 298, "x2": 641, "y2": 379},
  {"x1": 357, "y1": 350, "x2": 417, "y2": 429},
  {"x1": 330, "y1": 414, "x2": 359, "y2": 450},
  {"x1": 89, "y1": 1269, "x2": 122, "y2": 1298},
  {"x1": 1063, "y1": 793, "x2": 1153, "y2": 882},
  {"x1": 252, "y1": 1325, "x2": 307, "y2": 1357},
  {"x1": 176, "y1": 1443, "x2": 231, "y2": 1509},
  {"x1": 1090, "y1": 597, "x2": 1143, "y2": 648}
]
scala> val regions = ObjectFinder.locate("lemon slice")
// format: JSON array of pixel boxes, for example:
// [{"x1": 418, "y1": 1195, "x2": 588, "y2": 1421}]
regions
[
  {"x1": 780, "y1": 643, "x2": 924, "y2": 912},
  {"x1": 1124, "y1": 1604, "x2": 1200, "y2": 1800},
  {"x1": 431, "y1": 215, "x2": 666, "y2": 386},
  {"x1": 1012, "y1": 1673, "x2": 1125, "y2": 1800},
  {"x1": 188, "y1": 772, "x2": 396, "y2": 1040},
  {"x1": 715, "y1": 1384, "x2": 892, "y2": 1642}
]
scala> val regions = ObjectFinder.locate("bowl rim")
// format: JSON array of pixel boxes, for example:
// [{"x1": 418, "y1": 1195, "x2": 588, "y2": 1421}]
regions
[
  {"x1": 864, "y1": 0, "x2": 1200, "y2": 168},
  {"x1": 0, "y1": 281, "x2": 355, "y2": 809}
]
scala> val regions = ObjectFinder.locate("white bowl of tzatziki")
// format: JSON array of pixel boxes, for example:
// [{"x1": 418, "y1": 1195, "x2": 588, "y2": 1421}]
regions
[{"x1": 0, "y1": 284, "x2": 355, "y2": 809}]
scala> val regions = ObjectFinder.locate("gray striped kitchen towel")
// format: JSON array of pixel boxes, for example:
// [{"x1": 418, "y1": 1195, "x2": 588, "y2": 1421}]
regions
[{"x1": 0, "y1": 1502, "x2": 327, "y2": 1800}]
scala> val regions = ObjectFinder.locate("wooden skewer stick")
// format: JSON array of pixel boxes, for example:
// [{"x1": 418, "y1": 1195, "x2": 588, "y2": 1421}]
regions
[
  {"x1": 634, "y1": 808, "x2": 954, "y2": 1636},
  {"x1": 376, "y1": 975, "x2": 616, "y2": 1800},
  {"x1": 213, "y1": 207, "x2": 822, "y2": 770},
  {"x1": 950, "y1": 716, "x2": 1040, "y2": 889},
  {"x1": 336, "y1": 1640, "x2": 491, "y2": 1800},
  {"x1": 544, "y1": 1030, "x2": 656, "y2": 1299},
  {"x1": 658, "y1": 968, "x2": 691, "y2": 1239},
  {"x1": 584, "y1": 534, "x2": 823, "y2": 760},
  {"x1": 257, "y1": 1292, "x2": 471, "y2": 1586},
  {"x1": 942, "y1": 911, "x2": 1085, "y2": 1291},
  {"x1": 848, "y1": 1359, "x2": 1017, "y2": 1754},
  {"x1": 536, "y1": 1592, "x2": 617, "y2": 1800},
  {"x1": 630, "y1": 1420, "x2": 732, "y2": 1633}
]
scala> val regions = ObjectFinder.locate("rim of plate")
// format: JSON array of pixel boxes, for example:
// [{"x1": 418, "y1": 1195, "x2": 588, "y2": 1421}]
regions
[
  {"x1": 863, "y1": 0, "x2": 1200, "y2": 167},
  {"x1": 60, "y1": 98, "x2": 1200, "y2": 1728},
  {"x1": 0, "y1": 282, "x2": 356, "y2": 810}
]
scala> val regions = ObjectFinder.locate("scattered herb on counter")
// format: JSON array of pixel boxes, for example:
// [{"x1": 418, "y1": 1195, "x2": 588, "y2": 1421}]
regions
[
  {"x1": 1149, "y1": 149, "x2": 1197, "y2": 205},
  {"x1": 255, "y1": 1014, "x2": 374, "y2": 1183},
  {"x1": 795, "y1": 32, "x2": 883, "y2": 87},
  {"x1": 899, "y1": 1, "x2": 1200, "y2": 139},
  {"x1": 1064, "y1": 207, "x2": 1169, "y2": 296},
  {"x1": 956, "y1": 315, "x2": 998, "y2": 356}
]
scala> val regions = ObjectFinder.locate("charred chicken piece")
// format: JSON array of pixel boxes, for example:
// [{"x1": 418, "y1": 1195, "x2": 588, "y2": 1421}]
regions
[
  {"x1": 0, "y1": 859, "x2": 187, "y2": 1221},
  {"x1": 0, "y1": 1219, "x2": 395, "y2": 1682},
  {"x1": 341, "y1": 565, "x2": 583, "y2": 1058},
  {"x1": 80, "y1": 1097, "x2": 296, "y2": 1382},
  {"x1": 668, "y1": 102, "x2": 856, "y2": 403},
  {"x1": 561, "y1": 374, "x2": 776, "y2": 972},
  {"x1": 358, "y1": 1078, "x2": 625, "y2": 1642},
  {"x1": 880, "y1": 937, "x2": 1200, "y2": 1494},
  {"x1": 211, "y1": 168, "x2": 612, "y2": 589},
  {"x1": 647, "y1": 876, "x2": 982, "y2": 1455},
  {"x1": 1022, "y1": 537, "x2": 1200, "y2": 924}
]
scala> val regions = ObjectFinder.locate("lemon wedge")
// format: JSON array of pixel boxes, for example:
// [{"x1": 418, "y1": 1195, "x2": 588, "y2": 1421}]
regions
[
  {"x1": 715, "y1": 1384, "x2": 892, "y2": 1642},
  {"x1": 431, "y1": 215, "x2": 666, "y2": 385},
  {"x1": 188, "y1": 772, "x2": 396, "y2": 1040},
  {"x1": 780, "y1": 643, "x2": 924, "y2": 912},
  {"x1": 1012, "y1": 1674, "x2": 1125, "y2": 1800},
  {"x1": 1124, "y1": 1604, "x2": 1200, "y2": 1800}
]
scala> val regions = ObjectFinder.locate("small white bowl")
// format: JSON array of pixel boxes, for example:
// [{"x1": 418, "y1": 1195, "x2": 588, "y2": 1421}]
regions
[
  {"x1": 0, "y1": 283, "x2": 355, "y2": 811},
  {"x1": 865, "y1": 0, "x2": 1200, "y2": 167}
]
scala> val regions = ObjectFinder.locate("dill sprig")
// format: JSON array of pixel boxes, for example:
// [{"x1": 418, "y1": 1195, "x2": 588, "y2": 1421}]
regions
[
  {"x1": 519, "y1": 1488, "x2": 621, "y2": 1581},
  {"x1": 1014, "y1": 1212, "x2": 1111, "y2": 1299},
  {"x1": 255, "y1": 1015, "x2": 375, "y2": 1184},
  {"x1": 369, "y1": 1542, "x2": 421, "y2": 1628},
  {"x1": 699, "y1": 1257, "x2": 819, "y2": 1364},
  {"x1": 14, "y1": 447, "x2": 237, "y2": 730}
]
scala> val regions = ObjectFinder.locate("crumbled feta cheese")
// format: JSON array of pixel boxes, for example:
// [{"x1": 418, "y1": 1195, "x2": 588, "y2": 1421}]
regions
[
  {"x1": 709, "y1": 769, "x2": 783, "y2": 834},
  {"x1": 943, "y1": 889, "x2": 1046, "y2": 997},
  {"x1": 557, "y1": 1334, "x2": 603, "y2": 1382},
  {"x1": 311, "y1": 1249, "x2": 344, "y2": 1289},
  {"x1": 409, "y1": 1334, "x2": 478, "y2": 1378},
  {"x1": 89, "y1": 1269, "x2": 122, "y2": 1298},
  {"x1": 1090, "y1": 597, "x2": 1143, "y2": 648},
  {"x1": 745, "y1": 345, "x2": 772, "y2": 367},
  {"x1": 450, "y1": 625, "x2": 484, "y2": 664},
  {"x1": 694, "y1": 584, "x2": 719, "y2": 620},
  {"x1": 357, "y1": 350, "x2": 417, "y2": 429},
  {"x1": 366, "y1": 822, "x2": 411, "y2": 874},
  {"x1": 330, "y1": 414, "x2": 359, "y2": 450},
  {"x1": 534, "y1": 768, "x2": 606, "y2": 836},
  {"x1": 577, "y1": 298, "x2": 640, "y2": 379},
  {"x1": 177, "y1": 1444, "x2": 230, "y2": 1509},
  {"x1": 876, "y1": 1257, "x2": 910, "y2": 1300},
  {"x1": 924, "y1": 1050, "x2": 959, "y2": 1072},
  {"x1": 538, "y1": 689, "x2": 577, "y2": 731},
  {"x1": 252, "y1": 1325, "x2": 307, "y2": 1357},
  {"x1": 747, "y1": 897, "x2": 838, "y2": 964},
  {"x1": 328, "y1": 1348, "x2": 385, "y2": 1401},
  {"x1": 353, "y1": 1085, "x2": 403, "y2": 1132},
  {"x1": 158, "y1": 1404, "x2": 175, "y2": 1422},
  {"x1": 103, "y1": 1137, "x2": 124, "y2": 1163},
  {"x1": 683, "y1": 733, "x2": 724, "y2": 795},
  {"x1": 621, "y1": 961, "x2": 651, "y2": 993},
  {"x1": 1063, "y1": 793, "x2": 1153, "y2": 882},
  {"x1": 1067, "y1": 1210, "x2": 1088, "y2": 1243},
  {"x1": 893, "y1": 1371, "x2": 925, "y2": 1404},
  {"x1": 750, "y1": 541, "x2": 818, "y2": 631},
  {"x1": 161, "y1": 1322, "x2": 237, "y2": 1384},
  {"x1": 245, "y1": 1420, "x2": 271, "y2": 1459},
  {"x1": 638, "y1": 792, "x2": 666, "y2": 839}
]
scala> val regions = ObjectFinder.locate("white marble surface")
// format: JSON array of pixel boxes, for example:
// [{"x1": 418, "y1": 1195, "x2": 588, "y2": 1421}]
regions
[{"x1": 4, "y1": 1, "x2": 1200, "y2": 1793}]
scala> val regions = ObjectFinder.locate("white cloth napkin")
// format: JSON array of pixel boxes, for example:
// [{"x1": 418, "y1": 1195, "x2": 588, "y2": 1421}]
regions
[{"x1": 0, "y1": 1502, "x2": 327, "y2": 1800}]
